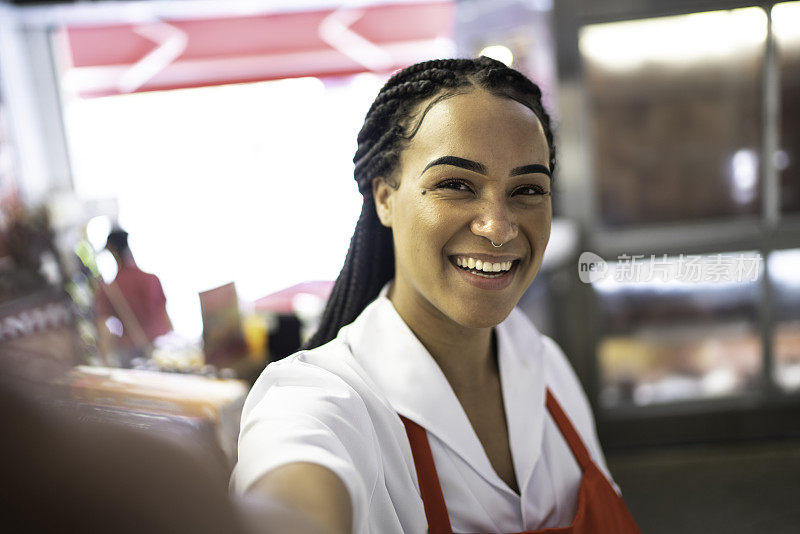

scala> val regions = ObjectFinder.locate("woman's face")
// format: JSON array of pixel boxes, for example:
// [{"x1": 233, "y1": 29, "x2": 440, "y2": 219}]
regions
[{"x1": 373, "y1": 88, "x2": 552, "y2": 329}]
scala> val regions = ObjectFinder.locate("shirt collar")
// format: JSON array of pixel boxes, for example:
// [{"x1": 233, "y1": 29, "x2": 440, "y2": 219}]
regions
[{"x1": 343, "y1": 284, "x2": 547, "y2": 496}]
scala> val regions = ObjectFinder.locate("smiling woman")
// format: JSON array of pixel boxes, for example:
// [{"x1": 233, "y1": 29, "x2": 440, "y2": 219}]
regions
[
  {"x1": 373, "y1": 89, "x2": 552, "y2": 332},
  {"x1": 231, "y1": 58, "x2": 641, "y2": 534}
]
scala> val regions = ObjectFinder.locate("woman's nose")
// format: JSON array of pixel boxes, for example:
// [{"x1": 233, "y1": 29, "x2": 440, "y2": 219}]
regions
[{"x1": 470, "y1": 200, "x2": 518, "y2": 246}]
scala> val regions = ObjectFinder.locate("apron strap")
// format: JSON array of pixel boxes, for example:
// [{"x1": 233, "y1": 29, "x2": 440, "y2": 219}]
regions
[
  {"x1": 399, "y1": 415, "x2": 453, "y2": 534},
  {"x1": 399, "y1": 390, "x2": 594, "y2": 534},
  {"x1": 545, "y1": 388, "x2": 593, "y2": 471}
]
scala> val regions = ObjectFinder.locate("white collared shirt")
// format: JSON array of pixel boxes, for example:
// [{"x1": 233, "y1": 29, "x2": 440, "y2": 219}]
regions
[{"x1": 232, "y1": 290, "x2": 617, "y2": 534}]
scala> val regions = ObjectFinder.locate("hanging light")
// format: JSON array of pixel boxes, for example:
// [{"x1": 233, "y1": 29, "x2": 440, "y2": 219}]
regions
[{"x1": 479, "y1": 45, "x2": 514, "y2": 66}]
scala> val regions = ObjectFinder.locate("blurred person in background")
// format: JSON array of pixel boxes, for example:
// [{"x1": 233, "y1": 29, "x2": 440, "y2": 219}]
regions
[
  {"x1": 232, "y1": 57, "x2": 641, "y2": 534},
  {"x1": 94, "y1": 228, "x2": 172, "y2": 367}
]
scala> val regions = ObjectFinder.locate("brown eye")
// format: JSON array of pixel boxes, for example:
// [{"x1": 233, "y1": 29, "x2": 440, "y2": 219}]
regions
[
  {"x1": 436, "y1": 179, "x2": 474, "y2": 193},
  {"x1": 512, "y1": 185, "x2": 549, "y2": 196}
]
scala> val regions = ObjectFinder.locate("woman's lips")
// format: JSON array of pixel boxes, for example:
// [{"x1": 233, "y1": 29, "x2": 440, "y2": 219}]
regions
[{"x1": 448, "y1": 255, "x2": 519, "y2": 290}]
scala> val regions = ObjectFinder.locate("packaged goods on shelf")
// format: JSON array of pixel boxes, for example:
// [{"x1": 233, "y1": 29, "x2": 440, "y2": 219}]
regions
[{"x1": 56, "y1": 365, "x2": 248, "y2": 464}]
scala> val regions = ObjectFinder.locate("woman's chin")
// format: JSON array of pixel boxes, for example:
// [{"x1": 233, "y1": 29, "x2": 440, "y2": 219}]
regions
[{"x1": 447, "y1": 305, "x2": 516, "y2": 330}]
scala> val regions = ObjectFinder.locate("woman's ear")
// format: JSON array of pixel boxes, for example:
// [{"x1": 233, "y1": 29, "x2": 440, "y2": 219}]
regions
[{"x1": 372, "y1": 177, "x2": 394, "y2": 228}]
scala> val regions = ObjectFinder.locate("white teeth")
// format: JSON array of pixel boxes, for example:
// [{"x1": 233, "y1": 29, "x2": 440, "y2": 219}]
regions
[{"x1": 455, "y1": 257, "x2": 515, "y2": 272}]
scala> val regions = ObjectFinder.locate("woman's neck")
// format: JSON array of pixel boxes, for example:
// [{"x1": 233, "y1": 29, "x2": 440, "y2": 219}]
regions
[{"x1": 388, "y1": 284, "x2": 498, "y2": 389}]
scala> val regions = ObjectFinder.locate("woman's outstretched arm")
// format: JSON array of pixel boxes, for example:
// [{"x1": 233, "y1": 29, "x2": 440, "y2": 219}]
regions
[{"x1": 248, "y1": 462, "x2": 353, "y2": 534}]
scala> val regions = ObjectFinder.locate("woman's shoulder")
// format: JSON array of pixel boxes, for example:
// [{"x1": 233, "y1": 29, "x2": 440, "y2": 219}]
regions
[
  {"x1": 241, "y1": 332, "x2": 389, "y2": 425},
  {"x1": 246, "y1": 337, "x2": 361, "y2": 401},
  {"x1": 233, "y1": 337, "x2": 386, "y2": 516}
]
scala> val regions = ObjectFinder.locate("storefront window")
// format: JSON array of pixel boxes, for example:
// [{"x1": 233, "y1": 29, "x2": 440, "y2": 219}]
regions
[
  {"x1": 580, "y1": 8, "x2": 767, "y2": 227},
  {"x1": 774, "y1": 2, "x2": 800, "y2": 214},
  {"x1": 770, "y1": 249, "x2": 800, "y2": 391},
  {"x1": 62, "y1": 75, "x2": 384, "y2": 339},
  {"x1": 593, "y1": 252, "x2": 764, "y2": 407}
]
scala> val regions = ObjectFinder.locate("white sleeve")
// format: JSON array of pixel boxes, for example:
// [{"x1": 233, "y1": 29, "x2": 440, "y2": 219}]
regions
[
  {"x1": 231, "y1": 356, "x2": 379, "y2": 532},
  {"x1": 542, "y1": 336, "x2": 622, "y2": 495}
]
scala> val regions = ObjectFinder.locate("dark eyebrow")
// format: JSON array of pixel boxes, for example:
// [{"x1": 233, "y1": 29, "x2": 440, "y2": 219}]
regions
[
  {"x1": 421, "y1": 156, "x2": 487, "y2": 176},
  {"x1": 421, "y1": 156, "x2": 551, "y2": 178},
  {"x1": 509, "y1": 164, "x2": 551, "y2": 177}
]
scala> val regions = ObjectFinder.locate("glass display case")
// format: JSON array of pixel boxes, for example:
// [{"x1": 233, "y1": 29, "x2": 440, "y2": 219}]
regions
[
  {"x1": 580, "y1": 8, "x2": 767, "y2": 227},
  {"x1": 770, "y1": 249, "x2": 800, "y2": 391},
  {"x1": 774, "y1": 2, "x2": 800, "y2": 214},
  {"x1": 577, "y1": 6, "x2": 800, "y2": 445},
  {"x1": 593, "y1": 252, "x2": 764, "y2": 407}
]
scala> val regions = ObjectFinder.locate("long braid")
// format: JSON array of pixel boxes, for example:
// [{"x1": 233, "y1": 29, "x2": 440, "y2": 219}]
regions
[{"x1": 305, "y1": 57, "x2": 556, "y2": 349}]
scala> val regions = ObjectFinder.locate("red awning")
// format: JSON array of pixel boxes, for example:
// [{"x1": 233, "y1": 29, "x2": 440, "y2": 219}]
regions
[
  {"x1": 57, "y1": 1, "x2": 454, "y2": 98},
  {"x1": 254, "y1": 281, "x2": 334, "y2": 315}
]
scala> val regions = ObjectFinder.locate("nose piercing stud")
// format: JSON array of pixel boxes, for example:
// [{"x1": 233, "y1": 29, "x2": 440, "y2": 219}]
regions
[{"x1": 491, "y1": 241, "x2": 503, "y2": 248}]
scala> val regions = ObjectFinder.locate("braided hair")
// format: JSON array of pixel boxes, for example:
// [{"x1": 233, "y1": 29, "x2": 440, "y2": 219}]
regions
[{"x1": 305, "y1": 56, "x2": 556, "y2": 349}]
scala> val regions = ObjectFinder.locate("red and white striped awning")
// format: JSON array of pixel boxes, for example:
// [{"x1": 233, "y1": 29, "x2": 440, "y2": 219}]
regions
[{"x1": 57, "y1": 1, "x2": 454, "y2": 98}]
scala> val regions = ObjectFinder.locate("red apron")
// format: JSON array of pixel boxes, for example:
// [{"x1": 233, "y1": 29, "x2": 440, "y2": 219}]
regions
[{"x1": 400, "y1": 388, "x2": 642, "y2": 534}]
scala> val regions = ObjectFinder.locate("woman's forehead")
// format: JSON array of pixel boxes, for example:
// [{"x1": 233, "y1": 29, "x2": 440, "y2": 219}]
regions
[{"x1": 404, "y1": 90, "x2": 549, "y2": 169}]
